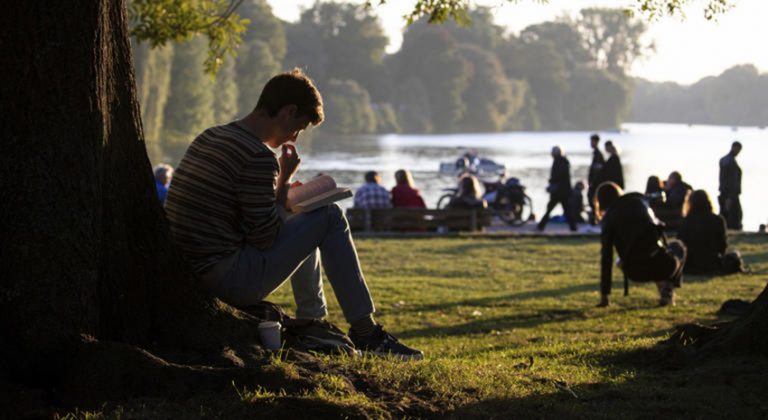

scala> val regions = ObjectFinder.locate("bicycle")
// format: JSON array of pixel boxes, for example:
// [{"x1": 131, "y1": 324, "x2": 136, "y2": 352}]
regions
[{"x1": 436, "y1": 177, "x2": 534, "y2": 226}]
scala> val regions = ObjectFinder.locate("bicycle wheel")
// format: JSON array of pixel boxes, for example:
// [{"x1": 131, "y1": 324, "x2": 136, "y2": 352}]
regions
[
  {"x1": 436, "y1": 193, "x2": 454, "y2": 209},
  {"x1": 497, "y1": 193, "x2": 533, "y2": 226},
  {"x1": 513, "y1": 195, "x2": 534, "y2": 227}
]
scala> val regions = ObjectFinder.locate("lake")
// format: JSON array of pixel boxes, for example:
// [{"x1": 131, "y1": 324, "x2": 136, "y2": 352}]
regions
[{"x1": 285, "y1": 123, "x2": 766, "y2": 231}]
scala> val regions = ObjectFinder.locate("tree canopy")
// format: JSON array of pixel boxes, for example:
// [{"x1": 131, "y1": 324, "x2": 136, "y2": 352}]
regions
[
  {"x1": 135, "y1": 2, "x2": 657, "y2": 163},
  {"x1": 129, "y1": 0, "x2": 736, "y2": 76}
]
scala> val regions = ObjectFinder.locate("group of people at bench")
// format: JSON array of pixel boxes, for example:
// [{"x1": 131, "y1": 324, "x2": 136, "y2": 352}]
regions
[{"x1": 350, "y1": 169, "x2": 490, "y2": 232}]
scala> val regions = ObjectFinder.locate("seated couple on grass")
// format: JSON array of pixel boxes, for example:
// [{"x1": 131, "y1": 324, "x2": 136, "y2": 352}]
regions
[{"x1": 165, "y1": 69, "x2": 422, "y2": 360}]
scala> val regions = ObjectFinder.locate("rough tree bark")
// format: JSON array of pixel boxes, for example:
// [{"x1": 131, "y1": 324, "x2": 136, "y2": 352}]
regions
[
  {"x1": 0, "y1": 1, "x2": 310, "y2": 410},
  {"x1": 670, "y1": 284, "x2": 768, "y2": 355}
]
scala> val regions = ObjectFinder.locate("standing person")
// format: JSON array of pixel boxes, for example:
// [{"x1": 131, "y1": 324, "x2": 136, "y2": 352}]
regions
[
  {"x1": 594, "y1": 182, "x2": 687, "y2": 307},
  {"x1": 353, "y1": 171, "x2": 392, "y2": 209},
  {"x1": 165, "y1": 69, "x2": 422, "y2": 360},
  {"x1": 537, "y1": 146, "x2": 577, "y2": 232},
  {"x1": 153, "y1": 163, "x2": 174, "y2": 206},
  {"x1": 587, "y1": 133, "x2": 605, "y2": 225},
  {"x1": 391, "y1": 169, "x2": 426, "y2": 208},
  {"x1": 719, "y1": 141, "x2": 743, "y2": 230},
  {"x1": 603, "y1": 141, "x2": 624, "y2": 190}
]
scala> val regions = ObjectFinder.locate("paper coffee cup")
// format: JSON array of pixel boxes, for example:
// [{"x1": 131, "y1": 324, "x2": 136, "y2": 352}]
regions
[{"x1": 258, "y1": 321, "x2": 282, "y2": 350}]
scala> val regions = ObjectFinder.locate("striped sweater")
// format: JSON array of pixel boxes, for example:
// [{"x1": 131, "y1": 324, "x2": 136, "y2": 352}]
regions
[{"x1": 165, "y1": 121, "x2": 281, "y2": 273}]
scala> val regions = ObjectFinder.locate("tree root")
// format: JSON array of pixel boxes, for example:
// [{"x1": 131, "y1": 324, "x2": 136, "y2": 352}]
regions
[
  {"x1": 33, "y1": 336, "x2": 316, "y2": 410},
  {"x1": 666, "y1": 287, "x2": 768, "y2": 357}
]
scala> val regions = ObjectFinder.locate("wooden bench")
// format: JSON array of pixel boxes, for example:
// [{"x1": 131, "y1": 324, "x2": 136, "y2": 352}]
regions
[{"x1": 345, "y1": 208, "x2": 493, "y2": 232}]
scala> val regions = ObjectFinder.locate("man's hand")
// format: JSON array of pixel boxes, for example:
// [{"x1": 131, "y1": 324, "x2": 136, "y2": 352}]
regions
[
  {"x1": 596, "y1": 294, "x2": 610, "y2": 308},
  {"x1": 278, "y1": 143, "x2": 300, "y2": 183}
]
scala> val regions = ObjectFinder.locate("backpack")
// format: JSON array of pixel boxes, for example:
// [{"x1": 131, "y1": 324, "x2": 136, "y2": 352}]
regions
[
  {"x1": 721, "y1": 251, "x2": 747, "y2": 274},
  {"x1": 237, "y1": 301, "x2": 358, "y2": 356}
]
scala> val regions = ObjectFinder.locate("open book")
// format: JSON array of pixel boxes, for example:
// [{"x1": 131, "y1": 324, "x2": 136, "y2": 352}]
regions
[{"x1": 287, "y1": 175, "x2": 352, "y2": 213}]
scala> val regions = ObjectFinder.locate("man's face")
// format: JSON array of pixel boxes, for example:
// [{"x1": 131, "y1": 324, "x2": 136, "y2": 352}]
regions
[
  {"x1": 732, "y1": 145, "x2": 742, "y2": 156},
  {"x1": 667, "y1": 176, "x2": 678, "y2": 188},
  {"x1": 274, "y1": 106, "x2": 312, "y2": 146},
  {"x1": 590, "y1": 138, "x2": 598, "y2": 148}
]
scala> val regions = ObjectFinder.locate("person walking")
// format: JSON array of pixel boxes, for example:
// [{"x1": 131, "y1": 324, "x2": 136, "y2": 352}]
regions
[
  {"x1": 537, "y1": 146, "x2": 577, "y2": 232},
  {"x1": 719, "y1": 141, "x2": 743, "y2": 230}
]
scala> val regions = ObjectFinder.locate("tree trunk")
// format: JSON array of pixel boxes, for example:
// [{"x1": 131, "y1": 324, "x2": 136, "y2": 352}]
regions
[
  {"x1": 670, "y1": 284, "x2": 768, "y2": 355},
  {"x1": 0, "y1": 1, "x2": 261, "y2": 387}
]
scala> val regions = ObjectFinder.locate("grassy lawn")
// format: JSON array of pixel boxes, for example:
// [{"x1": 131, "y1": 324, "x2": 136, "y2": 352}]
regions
[{"x1": 69, "y1": 235, "x2": 768, "y2": 418}]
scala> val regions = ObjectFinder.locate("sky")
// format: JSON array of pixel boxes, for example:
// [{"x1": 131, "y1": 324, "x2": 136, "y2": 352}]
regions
[{"x1": 266, "y1": 0, "x2": 768, "y2": 85}]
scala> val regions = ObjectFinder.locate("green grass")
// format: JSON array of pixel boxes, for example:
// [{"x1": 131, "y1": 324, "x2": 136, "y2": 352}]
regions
[{"x1": 67, "y1": 235, "x2": 768, "y2": 418}]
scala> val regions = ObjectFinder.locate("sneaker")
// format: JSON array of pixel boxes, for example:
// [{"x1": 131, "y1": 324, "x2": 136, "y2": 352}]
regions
[
  {"x1": 349, "y1": 325, "x2": 424, "y2": 361},
  {"x1": 659, "y1": 291, "x2": 676, "y2": 307}
]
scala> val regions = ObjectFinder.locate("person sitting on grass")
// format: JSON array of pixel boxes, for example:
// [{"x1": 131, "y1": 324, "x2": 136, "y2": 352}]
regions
[
  {"x1": 594, "y1": 182, "x2": 687, "y2": 307},
  {"x1": 677, "y1": 189, "x2": 746, "y2": 275},
  {"x1": 644, "y1": 175, "x2": 666, "y2": 207},
  {"x1": 165, "y1": 69, "x2": 422, "y2": 360},
  {"x1": 353, "y1": 171, "x2": 392, "y2": 209},
  {"x1": 665, "y1": 171, "x2": 692, "y2": 214},
  {"x1": 391, "y1": 169, "x2": 426, "y2": 208}
]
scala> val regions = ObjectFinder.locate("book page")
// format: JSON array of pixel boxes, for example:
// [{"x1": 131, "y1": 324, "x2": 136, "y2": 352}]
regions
[
  {"x1": 292, "y1": 188, "x2": 352, "y2": 213},
  {"x1": 287, "y1": 175, "x2": 337, "y2": 207}
]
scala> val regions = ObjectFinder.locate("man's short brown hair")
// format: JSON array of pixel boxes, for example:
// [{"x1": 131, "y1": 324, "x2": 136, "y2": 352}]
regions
[{"x1": 255, "y1": 68, "x2": 324, "y2": 125}]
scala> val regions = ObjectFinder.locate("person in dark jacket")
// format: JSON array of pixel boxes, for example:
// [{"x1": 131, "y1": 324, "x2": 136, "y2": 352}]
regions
[
  {"x1": 448, "y1": 174, "x2": 488, "y2": 210},
  {"x1": 603, "y1": 141, "x2": 624, "y2": 189},
  {"x1": 568, "y1": 181, "x2": 587, "y2": 224},
  {"x1": 587, "y1": 133, "x2": 605, "y2": 225},
  {"x1": 678, "y1": 190, "x2": 742, "y2": 274},
  {"x1": 719, "y1": 141, "x2": 743, "y2": 230},
  {"x1": 537, "y1": 146, "x2": 577, "y2": 232},
  {"x1": 644, "y1": 175, "x2": 666, "y2": 214},
  {"x1": 595, "y1": 182, "x2": 687, "y2": 307},
  {"x1": 665, "y1": 171, "x2": 692, "y2": 213}
]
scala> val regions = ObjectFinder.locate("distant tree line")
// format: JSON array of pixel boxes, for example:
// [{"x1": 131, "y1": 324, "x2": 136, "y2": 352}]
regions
[
  {"x1": 133, "y1": 1, "x2": 651, "y2": 162},
  {"x1": 631, "y1": 64, "x2": 768, "y2": 127}
]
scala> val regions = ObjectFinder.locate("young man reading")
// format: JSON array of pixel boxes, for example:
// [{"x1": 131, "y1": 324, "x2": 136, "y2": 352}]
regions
[{"x1": 165, "y1": 69, "x2": 423, "y2": 360}]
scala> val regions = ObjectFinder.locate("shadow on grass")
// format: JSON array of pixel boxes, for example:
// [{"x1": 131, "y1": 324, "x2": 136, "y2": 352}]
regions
[
  {"x1": 397, "y1": 307, "x2": 594, "y2": 340},
  {"x1": 439, "y1": 345, "x2": 768, "y2": 419},
  {"x1": 400, "y1": 282, "x2": 596, "y2": 314},
  {"x1": 434, "y1": 236, "x2": 595, "y2": 256}
]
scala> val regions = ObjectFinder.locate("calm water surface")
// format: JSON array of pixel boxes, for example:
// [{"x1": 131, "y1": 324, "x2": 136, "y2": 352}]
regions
[{"x1": 286, "y1": 123, "x2": 766, "y2": 230}]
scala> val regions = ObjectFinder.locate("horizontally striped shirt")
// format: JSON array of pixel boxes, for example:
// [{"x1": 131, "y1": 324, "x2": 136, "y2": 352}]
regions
[{"x1": 165, "y1": 121, "x2": 281, "y2": 273}]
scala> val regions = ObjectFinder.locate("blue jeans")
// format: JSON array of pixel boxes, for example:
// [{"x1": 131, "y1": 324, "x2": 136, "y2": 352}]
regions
[{"x1": 201, "y1": 204, "x2": 375, "y2": 323}]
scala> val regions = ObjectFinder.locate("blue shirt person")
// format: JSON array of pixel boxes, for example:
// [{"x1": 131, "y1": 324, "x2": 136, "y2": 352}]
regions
[{"x1": 154, "y1": 163, "x2": 174, "y2": 206}]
